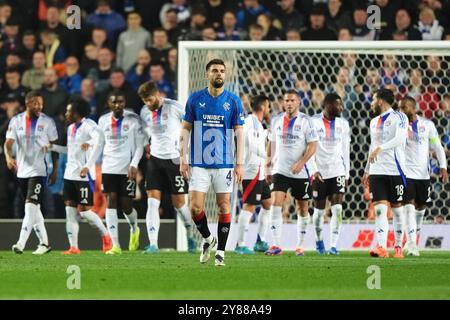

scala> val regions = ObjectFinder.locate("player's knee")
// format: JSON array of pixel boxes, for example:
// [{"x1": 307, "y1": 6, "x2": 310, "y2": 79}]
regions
[
  {"x1": 217, "y1": 202, "x2": 230, "y2": 214},
  {"x1": 172, "y1": 196, "x2": 185, "y2": 209},
  {"x1": 190, "y1": 204, "x2": 203, "y2": 216},
  {"x1": 106, "y1": 193, "x2": 118, "y2": 208}
]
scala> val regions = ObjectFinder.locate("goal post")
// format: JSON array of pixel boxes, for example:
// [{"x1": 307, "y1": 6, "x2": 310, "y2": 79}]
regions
[{"x1": 176, "y1": 41, "x2": 450, "y2": 251}]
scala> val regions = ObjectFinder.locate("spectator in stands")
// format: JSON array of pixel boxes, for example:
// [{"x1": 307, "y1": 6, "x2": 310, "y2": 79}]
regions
[
  {"x1": 159, "y1": 0, "x2": 191, "y2": 26},
  {"x1": 301, "y1": 5, "x2": 337, "y2": 41},
  {"x1": 147, "y1": 28, "x2": 172, "y2": 65},
  {"x1": 80, "y1": 42, "x2": 99, "y2": 77},
  {"x1": 407, "y1": 68, "x2": 423, "y2": 99},
  {"x1": 338, "y1": 27, "x2": 353, "y2": 40},
  {"x1": 116, "y1": 11, "x2": 151, "y2": 73},
  {"x1": 21, "y1": 51, "x2": 46, "y2": 90},
  {"x1": 58, "y1": 56, "x2": 82, "y2": 95},
  {"x1": 237, "y1": 0, "x2": 270, "y2": 30},
  {"x1": 0, "y1": 67, "x2": 27, "y2": 105},
  {"x1": 40, "y1": 6, "x2": 67, "y2": 49},
  {"x1": 166, "y1": 47, "x2": 177, "y2": 95},
  {"x1": 375, "y1": 0, "x2": 400, "y2": 32},
  {"x1": 380, "y1": 9, "x2": 422, "y2": 40},
  {"x1": 41, "y1": 67, "x2": 69, "y2": 118},
  {"x1": 87, "y1": 47, "x2": 114, "y2": 94},
  {"x1": 1, "y1": 17, "x2": 21, "y2": 56},
  {"x1": 20, "y1": 31, "x2": 38, "y2": 68},
  {"x1": 217, "y1": 11, "x2": 247, "y2": 41},
  {"x1": 97, "y1": 67, "x2": 142, "y2": 115},
  {"x1": 0, "y1": 2, "x2": 12, "y2": 35},
  {"x1": 327, "y1": 66, "x2": 358, "y2": 116},
  {"x1": 417, "y1": 6, "x2": 444, "y2": 40},
  {"x1": 277, "y1": 0, "x2": 305, "y2": 32},
  {"x1": 149, "y1": 61, "x2": 174, "y2": 99},
  {"x1": 286, "y1": 28, "x2": 301, "y2": 40},
  {"x1": 326, "y1": 0, "x2": 351, "y2": 33},
  {"x1": 310, "y1": 88, "x2": 325, "y2": 115},
  {"x1": 257, "y1": 13, "x2": 284, "y2": 40},
  {"x1": 204, "y1": 0, "x2": 228, "y2": 29},
  {"x1": 91, "y1": 27, "x2": 109, "y2": 51},
  {"x1": 80, "y1": 78, "x2": 98, "y2": 119},
  {"x1": 351, "y1": 6, "x2": 376, "y2": 41},
  {"x1": 162, "y1": 8, "x2": 182, "y2": 46},
  {"x1": 379, "y1": 54, "x2": 407, "y2": 87},
  {"x1": 248, "y1": 23, "x2": 265, "y2": 41},
  {"x1": 356, "y1": 67, "x2": 381, "y2": 106},
  {"x1": 185, "y1": 8, "x2": 207, "y2": 40},
  {"x1": 424, "y1": 55, "x2": 449, "y2": 95},
  {"x1": 39, "y1": 28, "x2": 66, "y2": 67},
  {"x1": 201, "y1": 25, "x2": 217, "y2": 41},
  {"x1": 125, "y1": 48, "x2": 151, "y2": 91},
  {"x1": 3, "y1": 52, "x2": 26, "y2": 75},
  {"x1": 86, "y1": 0, "x2": 126, "y2": 49}
]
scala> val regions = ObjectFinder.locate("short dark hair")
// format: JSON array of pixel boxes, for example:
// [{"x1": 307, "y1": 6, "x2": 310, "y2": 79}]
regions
[
  {"x1": 5, "y1": 66, "x2": 20, "y2": 75},
  {"x1": 323, "y1": 93, "x2": 342, "y2": 106},
  {"x1": 251, "y1": 95, "x2": 269, "y2": 112},
  {"x1": 166, "y1": 8, "x2": 178, "y2": 15},
  {"x1": 401, "y1": 95, "x2": 416, "y2": 105},
  {"x1": 25, "y1": 90, "x2": 43, "y2": 102},
  {"x1": 22, "y1": 30, "x2": 36, "y2": 37},
  {"x1": 138, "y1": 81, "x2": 159, "y2": 99},
  {"x1": 284, "y1": 89, "x2": 298, "y2": 96},
  {"x1": 68, "y1": 95, "x2": 91, "y2": 118},
  {"x1": 205, "y1": 58, "x2": 225, "y2": 71},
  {"x1": 110, "y1": 67, "x2": 125, "y2": 75},
  {"x1": 249, "y1": 23, "x2": 264, "y2": 32},
  {"x1": 153, "y1": 27, "x2": 168, "y2": 35},
  {"x1": 108, "y1": 90, "x2": 125, "y2": 99},
  {"x1": 375, "y1": 87, "x2": 395, "y2": 105}
]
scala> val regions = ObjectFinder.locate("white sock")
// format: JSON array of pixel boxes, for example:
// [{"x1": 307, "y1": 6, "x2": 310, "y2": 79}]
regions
[
  {"x1": 404, "y1": 204, "x2": 417, "y2": 246},
  {"x1": 33, "y1": 206, "x2": 49, "y2": 246},
  {"x1": 374, "y1": 204, "x2": 389, "y2": 248},
  {"x1": 175, "y1": 204, "x2": 194, "y2": 238},
  {"x1": 257, "y1": 208, "x2": 270, "y2": 242},
  {"x1": 330, "y1": 204, "x2": 342, "y2": 248},
  {"x1": 81, "y1": 210, "x2": 108, "y2": 237},
  {"x1": 416, "y1": 209, "x2": 425, "y2": 241},
  {"x1": 146, "y1": 198, "x2": 160, "y2": 247},
  {"x1": 123, "y1": 208, "x2": 138, "y2": 232},
  {"x1": 237, "y1": 210, "x2": 252, "y2": 247},
  {"x1": 392, "y1": 206, "x2": 404, "y2": 247},
  {"x1": 17, "y1": 202, "x2": 38, "y2": 248},
  {"x1": 312, "y1": 208, "x2": 325, "y2": 241},
  {"x1": 270, "y1": 206, "x2": 283, "y2": 247},
  {"x1": 105, "y1": 208, "x2": 120, "y2": 247},
  {"x1": 65, "y1": 206, "x2": 79, "y2": 248},
  {"x1": 216, "y1": 249, "x2": 224, "y2": 258},
  {"x1": 297, "y1": 215, "x2": 309, "y2": 248}
]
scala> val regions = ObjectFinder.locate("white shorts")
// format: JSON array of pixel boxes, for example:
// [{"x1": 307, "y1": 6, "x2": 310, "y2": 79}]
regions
[{"x1": 189, "y1": 167, "x2": 234, "y2": 193}]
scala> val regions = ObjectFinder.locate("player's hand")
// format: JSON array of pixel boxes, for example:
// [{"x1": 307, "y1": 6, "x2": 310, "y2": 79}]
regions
[
  {"x1": 369, "y1": 147, "x2": 381, "y2": 164},
  {"x1": 362, "y1": 172, "x2": 369, "y2": 188},
  {"x1": 180, "y1": 162, "x2": 189, "y2": 181},
  {"x1": 80, "y1": 167, "x2": 89, "y2": 178},
  {"x1": 265, "y1": 174, "x2": 272, "y2": 184},
  {"x1": 48, "y1": 170, "x2": 57, "y2": 186},
  {"x1": 291, "y1": 160, "x2": 305, "y2": 175},
  {"x1": 144, "y1": 144, "x2": 151, "y2": 159},
  {"x1": 42, "y1": 144, "x2": 51, "y2": 153},
  {"x1": 128, "y1": 166, "x2": 138, "y2": 181},
  {"x1": 440, "y1": 168, "x2": 449, "y2": 183},
  {"x1": 234, "y1": 164, "x2": 243, "y2": 184},
  {"x1": 314, "y1": 172, "x2": 324, "y2": 182},
  {"x1": 81, "y1": 143, "x2": 90, "y2": 151},
  {"x1": 6, "y1": 157, "x2": 17, "y2": 171}
]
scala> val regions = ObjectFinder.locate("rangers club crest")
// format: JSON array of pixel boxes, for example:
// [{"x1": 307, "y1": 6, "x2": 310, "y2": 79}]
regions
[{"x1": 223, "y1": 102, "x2": 230, "y2": 111}]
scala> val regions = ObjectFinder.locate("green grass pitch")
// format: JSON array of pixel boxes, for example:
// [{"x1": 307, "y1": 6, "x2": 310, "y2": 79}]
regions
[{"x1": 1, "y1": 250, "x2": 449, "y2": 299}]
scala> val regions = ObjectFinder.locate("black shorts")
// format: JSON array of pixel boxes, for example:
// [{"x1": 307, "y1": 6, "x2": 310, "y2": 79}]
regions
[
  {"x1": 63, "y1": 179, "x2": 94, "y2": 206},
  {"x1": 145, "y1": 156, "x2": 188, "y2": 194},
  {"x1": 313, "y1": 176, "x2": 346, "y2": 201},
  {"x1": 102, "y1": 174, "x2": 136, "y2": 198},
  {"x1": 18, "y1": 177, "x2": 46, "y2": 203},
  {"x1": 272, "y1": 174, "x2": 312, "y2": 200},
  {"x1": 369, "y1": 175, "x2": 406, "y2": 204},
  {"x1": 404, "y1": 178, "x2": 431, "y2": 206},
  {"x1": 242, "y1": 179, "x2": 271, "y2": 205}
]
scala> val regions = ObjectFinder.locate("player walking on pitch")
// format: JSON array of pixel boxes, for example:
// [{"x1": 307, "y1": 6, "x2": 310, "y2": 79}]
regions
[
  {"x1": 138, "y1": 81, "x2": 197, "y2": 253},
  {"x1": 179, "y1": 59, "x2": 245, "y2": 266},
  {"x1": 5, "y1": 91, "x2": 59, "y2": 255},
  {"x1": 47, "y1": 97, "x2": 112, "y2": 254},
  {"x1": 265, "y1": 90, "x2": 318, "y2": 256},
  {"x1": 235, "y1": 95, "x2": 272, "y2": 254},
  {"x1": 311, "y1": 93, "x2": 350, "y2": 255},
  {"x1": 98, "y1": 91, "x2": 144, "y2": 254},
  {"x1": 362, "y1": 88, "x2": 408, "y2": 259},
  {"x1": 399, "y1": 96, "x2": 448, "y2": 256}
]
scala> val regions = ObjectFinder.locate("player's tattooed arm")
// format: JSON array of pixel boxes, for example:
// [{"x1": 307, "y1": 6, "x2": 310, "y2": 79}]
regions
[{"x1": 179, "y1": 121, "x2": 192, "y2": 181}]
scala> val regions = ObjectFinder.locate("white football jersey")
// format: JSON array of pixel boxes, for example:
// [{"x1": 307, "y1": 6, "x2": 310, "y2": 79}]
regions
[
  {"x1": 311, "y1": 113, "x2": 350, "y2": 180},
  {"x1": 6, "y1": 112, "x2": 58, "y2": 178},
  {"x1": 64, "y1": 118, "x2": 103, "y2": 181},
  {"x1": 404, "y1": 116, "x2": 447, "y2": 180},
  {"x1": 268, "y1": 112, "x2": 318, "y2": 179},
  {"x1": 367, "y1": 108, "x2": 408, "y2": 177},
  {"x1": 140, "y1": 98, "x2": 184, "y2": 160},
  {"x1": 98, "y1": 111, "x2": 145, "y2": 175},
  {"x1": 243, "y1": 114, "x2": 267, "y2": 181}
]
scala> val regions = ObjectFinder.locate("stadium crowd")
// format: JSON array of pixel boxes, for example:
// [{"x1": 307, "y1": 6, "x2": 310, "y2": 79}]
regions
[{"x1": 0, "y1": 0, "x2": 449, "y2": 219}]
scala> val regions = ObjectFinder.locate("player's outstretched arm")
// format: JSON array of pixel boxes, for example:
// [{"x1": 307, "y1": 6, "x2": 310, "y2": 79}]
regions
[{"x1": 179, "y1": 120, "x2": 192, "y2": 181}]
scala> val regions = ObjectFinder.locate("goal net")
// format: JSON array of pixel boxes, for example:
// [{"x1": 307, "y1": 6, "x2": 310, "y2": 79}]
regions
[{"x1": 177, "y1": 41, "x2": 450, "y2": 250}]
